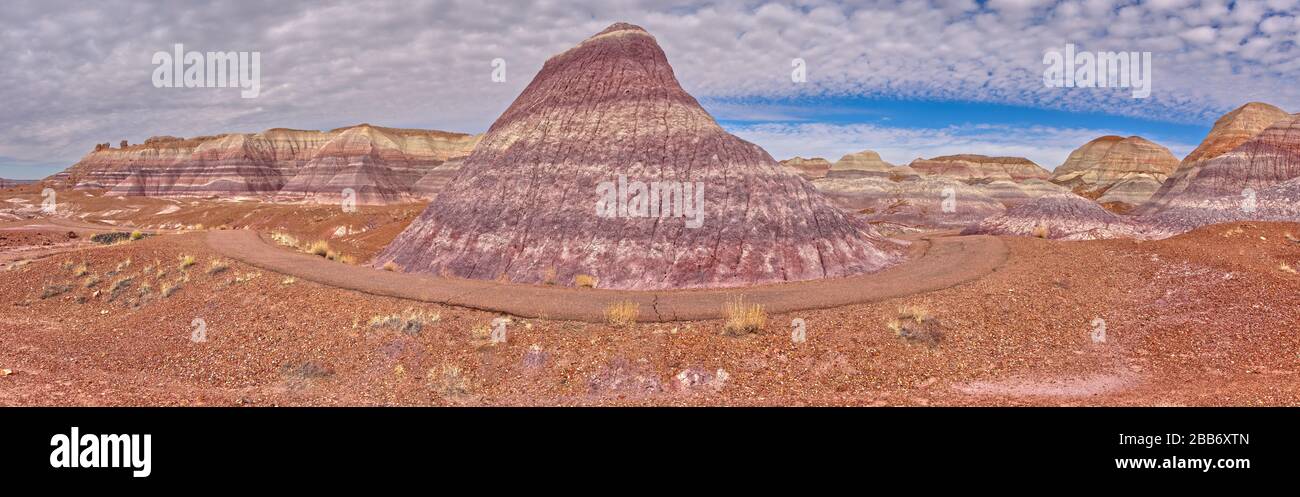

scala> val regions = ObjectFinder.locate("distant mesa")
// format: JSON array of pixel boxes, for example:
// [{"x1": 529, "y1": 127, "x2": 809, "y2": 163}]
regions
[
  {"x1": 828, "y1": 150, "x2": 907, "y2": 178},
  {"x1": 1050, "y1": 135, "x2": 1179, "y2": 209},
  {"x1": 909, "y1": 154, "x2": 1051, "y2": 183},
  {"x1": 778, "y1": 156, "x2": 832, "y2": 179},
  {"x1": 48, "y1": 124, "x2": 480, "y2": 205},
  {"x1": 377, "y1": 22, "x2": 905, "y2": 290}
]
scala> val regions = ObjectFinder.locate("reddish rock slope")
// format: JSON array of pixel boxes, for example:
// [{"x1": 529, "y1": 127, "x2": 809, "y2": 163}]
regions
[
  {"x1": 1144, "y1": 103, "x2": 1293, "y2": 212},
  {"x1": 377, "y1": 23, "x2": 904, "y2": 289},
  {"x1": 778, "y1": 157, "x2": 832, "y2": 179}
]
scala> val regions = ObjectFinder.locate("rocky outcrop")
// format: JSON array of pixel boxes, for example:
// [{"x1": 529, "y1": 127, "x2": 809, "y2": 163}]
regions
[
  {"x1": 412, "y1": 158, "x2": 465, "y2": 197},
  {"x1": 779, "y1": 157, "x2": 832, "y2": 179},
  {"x1": 1140, "y1": 176, "x2": 1300, "y2": 238},
  {"x1": 908, "y1": 154, "x2": 1051, "y2": 183},
  {"x1": 1050, "y1": 136, "x2": 1179, "y2": 207},
  {"x1": 377, "y1": 23, "x2": 905, "y2": 290},
  {"x1": 49, "y1": 125, "x2": 479, "y2": 204},
  {"x1": 813, "y1": 175, "x2": 1006, "y2": 229},
  {"x1": 1143, "y1": 103, "x2": 1293, "y2": 212},
  {"x1": 963, "y1": 193, "x2": 1148, "y2": 240}
]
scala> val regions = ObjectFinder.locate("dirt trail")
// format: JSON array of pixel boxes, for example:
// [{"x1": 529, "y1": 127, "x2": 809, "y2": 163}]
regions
[{"x1": 206, "y1": 229, "x2": 1008, "y2": 322}]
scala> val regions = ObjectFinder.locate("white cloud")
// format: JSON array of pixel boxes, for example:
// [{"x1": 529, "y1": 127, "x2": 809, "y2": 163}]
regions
[{"x1": 0, "y1": 0, "x2": 1297, "y2": 178}]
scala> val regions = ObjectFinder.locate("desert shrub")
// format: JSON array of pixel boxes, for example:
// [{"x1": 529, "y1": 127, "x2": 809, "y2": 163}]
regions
[
  {"x1": 1031, "y1": 224, "x2": 1050, "y2": 239},
  {"x1": 382, "y1": 261, "x2": 400, "y2": 272},
  {"x1": 574, "y1": 274, "x2": 598, "y2": 288},
  {"x1": 160, "y1": 282, "x2": 181, "y2": 298},
  {"x1": 306, "y1": 240, "x2": 330, "y2": 257},
  {"x1": 603, "y1": 300, "x2": 639, "y2": 327},
  {"x1": 129, "y1": 230, "x2": 145, "y2": 241},
  {"x1": 207, "y1": 259, "x2": 229, "y2": 275},
  {"x1": 90, "y1": 232, "x2": 132, "y2": 245},
  {"x1": 368, "y1": 308, "x2": 441, "y2": 336},
  {"x1": 178, "y1": 255, "x2": 196, "y2": 269},
  {"x1": 41, "y1": 284, "x2": 72, "y2": 299},
  {"x1": 723, "y1": 297, "x2": 767, "y2": 336},
  {"x1": 886, "y1": 305, "x2": 943, "y2": 346}
]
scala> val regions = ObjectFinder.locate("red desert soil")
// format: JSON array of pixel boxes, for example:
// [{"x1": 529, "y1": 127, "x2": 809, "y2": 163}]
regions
[{"x1": 1, "y1": 200, "x2": 1297, "y2": 405}]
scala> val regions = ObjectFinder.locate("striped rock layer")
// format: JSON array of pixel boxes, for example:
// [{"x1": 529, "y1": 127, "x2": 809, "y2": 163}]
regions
[
  {"x1": 1050, "y1": 135, "x2": 1179, "y2": 207},
  {"x1": 778, "y1": 157, "x2": 832, "y2": 179},
  {"x1": 378, "y1": 23, "x2": 904, "y2": 290},
  {"x1": 49, "y1": 125, "x2": 479, "y2": 204},
  {"x1": 1144, "y1": 103, "x2": 1293, "y2": 213}
]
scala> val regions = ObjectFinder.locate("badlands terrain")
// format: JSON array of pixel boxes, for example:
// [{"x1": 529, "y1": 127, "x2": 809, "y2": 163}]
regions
[{"x1": 1, "y1": 23, "x2": 1298, "y2": 406}]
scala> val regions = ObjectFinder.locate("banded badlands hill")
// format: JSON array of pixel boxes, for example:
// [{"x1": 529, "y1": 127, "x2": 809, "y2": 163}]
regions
[
  {"x1": 966, "y1": 103, "x2": 1300, "y2": 240},
  {"x1": 1144, "y1": 102, "x2": 1293, "y2": 213},
  {"x1": 778, "y1": 157, "x2": 833, "y2": 179},
  {"x1": 48, "y1": 125, "x2": 479, "y2": 205},
  {"x1": 377, "y1": 23, "x2": 905, "y2": 290},
  {"x1": 1050, "y1": 135, "x2": 1180, "y2": 211},
  {"x1": 811, "y1": 152, "x2": 1065, "y2": 229}
]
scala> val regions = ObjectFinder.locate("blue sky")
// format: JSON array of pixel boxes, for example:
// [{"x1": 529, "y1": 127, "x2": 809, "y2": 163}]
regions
[{"x1": 2, "y1": 0, "x2": 1298, "y2": 178}]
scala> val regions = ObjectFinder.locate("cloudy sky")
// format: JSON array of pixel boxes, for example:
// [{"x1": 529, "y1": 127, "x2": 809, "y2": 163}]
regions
[{"x1": 2, "y1": 0, "x2": 1298, "y2": 178}]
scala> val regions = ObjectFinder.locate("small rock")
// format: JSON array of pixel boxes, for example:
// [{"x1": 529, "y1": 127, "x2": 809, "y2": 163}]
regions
[{"x1": 0, "y1": 368, "x2": 14, "y2": 376}]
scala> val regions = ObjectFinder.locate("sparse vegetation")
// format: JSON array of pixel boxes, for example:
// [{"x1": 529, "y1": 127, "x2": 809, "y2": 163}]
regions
[
  {"x1": 270, "y1": 231, "x2": 301, "y2": 248},
  {"x1": 886, "y1": 305, "x2": 943, "y2": 346},
  {"x1": 281, "y1": 276, "x2": 297, "y2": 285},
  {"x1": 41, "y1": 284, "x2": 72, "y2": 299},
  {"x1": 433, "y1": 365, "x2": 470, "y2": 397},
  {"x1": 723, "y1": 297, "x2": 767, "y2": 336},
  {"x1": 178, "y1": 255, "x2": 196, "y2": 269},
  {"x1": 207, "y1": 259, "x2": 229, "y2": 275},
  {"x1": 368, "y1": 308, "x2": 441, "y2": 336},
  {"x1": 1281, "y1": 262, "x2": 1297, "y2": 274},
  {"x1": 160, "y1": 281, "x2": 181, "y2": 298},
  {"x1": 542, "y1": 266, "x2": 558, "y2": 285},
  {"x1": 307, "y1": 240, "x2": 331, "y2": 257},
  {"x1": 83, "y1": 275, "x2": 100, "y2": 288},
  {"x1": 71, "y1": 263, "x2": 89, "y2": 277},
  {"x1": 90, "y1": 232, "x2": 133, "y2": 245},
  {"x1": 382, "y1": 261, "x2": 400, "y2": 272},
  {"x1": 603, "y1": 300, "x2": 640, "y2": 327},
  {"x1": 574, "y1": 274, "x2": 598, "y2": 288},
  {"x1": 1031, "y1": 224, "x2": 1050, "y2": 239},
  {"x1": 129, "y1": 230, "x2": 145, "y2": 241}
]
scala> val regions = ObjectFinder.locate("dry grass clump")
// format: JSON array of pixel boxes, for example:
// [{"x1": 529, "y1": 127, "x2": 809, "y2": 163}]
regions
[
  {"x1": 207, "y1": 259, "x2": 229, "y2": 275},
  {"x1": 270, "y1": 232, "x2": 301, "y2": 248},
  {"x1": 1031, "y1": 224, "x2": 1050, "y2": 239},
  {"x1": 382, "y1": 261, "x2": 400, "y2": 272},
  {"x1": 368, "y1": 308, "x2": 441, "y2": 336},
  {"x1": 178, "y1": 255, "x2": 196, "y2": 269},
  {"x1": 574, "y1": 274, "x2": 598, "y2": 288},
  {"x1": 160, "y1": 281, "x2": 182, "y2": 298},
  {"x1": 41, "y1": 284, "x2": 72, "y2": 299},
  {"x1": 306, "y1": 240, "x2": 331, "y2": 257},
  {"x1": 71, "y1": 262, "x2": 89, "y2": 277},
  {"x1": 603, "y1": 300, "x2": 640, "y2": 327},
  {"x1": 129, "y1": 230, "x2": 145, "y2": 241},
  {"x1": 723, "y1": 296, "x2": 767, "y2": 336},
  {"x1": 432, "y1": 365, "x2": 470, "y2": 397},
  {"x1": 886, "y1": 305, "x2": 943, "y2": 346},
  {"x1": 82, "y1": 275, "x2": 100, "y2": 288},
  {"x1": 1280, "y1": 262, "x2": 1297, "y2": 274}
]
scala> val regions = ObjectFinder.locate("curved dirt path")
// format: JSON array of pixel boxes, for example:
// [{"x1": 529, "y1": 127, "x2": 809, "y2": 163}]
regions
[{"x1": 207, "y1": 230, "x2": 1008, "y2": 322}]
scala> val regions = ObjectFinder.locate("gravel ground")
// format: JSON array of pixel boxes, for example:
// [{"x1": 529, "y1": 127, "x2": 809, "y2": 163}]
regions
[{"x1": 0, "y1": 221, "x2": 1297, "y2": 406}]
